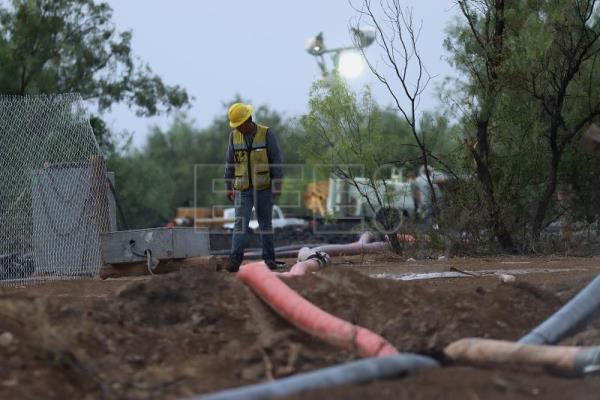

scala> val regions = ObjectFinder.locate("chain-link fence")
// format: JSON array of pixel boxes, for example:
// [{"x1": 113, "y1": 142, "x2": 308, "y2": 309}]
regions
[{"x1": 0, "y1": 94, "x2": 111, "y2": 285}]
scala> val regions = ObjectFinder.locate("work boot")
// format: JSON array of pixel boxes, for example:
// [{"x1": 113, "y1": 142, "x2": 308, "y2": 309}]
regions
[
  {"x1": 265, "y1": 260, "x2": 286, "y2": 270},
  {"x1": 265, "y1": 260, "x2": 278, "y2": 270},
  {"x1": 224, "y1": 260, "x2": 241, "y2": 273}
]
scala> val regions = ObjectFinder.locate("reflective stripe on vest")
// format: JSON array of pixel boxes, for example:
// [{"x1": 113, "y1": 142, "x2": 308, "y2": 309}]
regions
[{"x1": 232, "y1": 124, "x2": 271, "y2": 191}]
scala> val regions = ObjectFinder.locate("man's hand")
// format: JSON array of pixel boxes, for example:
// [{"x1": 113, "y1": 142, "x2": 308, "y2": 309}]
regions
[
  {"x1": 227, "y1": 189, "x2": 235, "y2": 202},
  {"x1": 272, "y1": 180, "x2": 282, "y2": 199}
]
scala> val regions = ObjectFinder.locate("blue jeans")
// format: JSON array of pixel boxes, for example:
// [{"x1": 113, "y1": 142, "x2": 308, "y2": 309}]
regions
[{"x1": 230, "y1": 188, "x2": 275, "y2": 266}]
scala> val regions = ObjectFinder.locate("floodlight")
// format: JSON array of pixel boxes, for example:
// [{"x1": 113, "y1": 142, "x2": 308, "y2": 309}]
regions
[
  {"x1": 352, "y1": 27, "x2": 376, "y2": 48},
  {"x1": 305, "y1": 32, "x2": 326, "y2": 56},
  {"x1": 337, "y1": 51, "x2": 364, "y2": 78},
  {"x1": 305, "y1": 28, "x2": 374, "y2": 78}
]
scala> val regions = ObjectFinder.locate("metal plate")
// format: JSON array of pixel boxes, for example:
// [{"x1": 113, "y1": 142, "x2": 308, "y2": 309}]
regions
[{"x1": 100, "y1": 227, "x2": 209, "y2": 264}]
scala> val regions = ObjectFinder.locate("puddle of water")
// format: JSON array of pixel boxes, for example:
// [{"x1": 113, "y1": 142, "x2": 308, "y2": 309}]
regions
[
  {"x1": 371, "y1": 271, "x2": 465, "y2": 281},
  {"x1": 371, "y1": 267, "x2": 588, "y2": 281}
]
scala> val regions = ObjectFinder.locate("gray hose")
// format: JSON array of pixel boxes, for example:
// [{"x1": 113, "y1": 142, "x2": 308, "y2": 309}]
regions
[
  {"x1": 188, "y1": 353, "x2": 438, "y2": 400},
  {"x1": 519, "y1": 274, "x2": 600, "y2": 345}
]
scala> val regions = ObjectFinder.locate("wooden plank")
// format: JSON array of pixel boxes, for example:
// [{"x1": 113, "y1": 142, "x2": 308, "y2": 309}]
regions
[
  {"x1": 194, "y1": 217, "x2": 235, "y2": 228},
  {"x1": 176, "y1": 207, "x2": 224, "y2": 219}
]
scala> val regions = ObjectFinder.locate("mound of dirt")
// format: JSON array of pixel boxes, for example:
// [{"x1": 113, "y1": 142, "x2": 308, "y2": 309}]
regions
[
  {"x1": 0, "y1": 264, "x2": 595, "y2": 399},
  {"x1": 0, "y1": 269, "x2": 351, "y2": 399},
  {"x1": 285, "y1": 268, "x2": 563, "y2": 357}
]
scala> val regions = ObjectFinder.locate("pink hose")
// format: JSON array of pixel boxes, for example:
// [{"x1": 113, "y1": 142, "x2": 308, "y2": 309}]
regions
[
  {"x1": 298, "y1": 241, "x2": 390, "y2": 260},
  {"x1": 359, "y1": 231, "x2": 415, "y2": 245},
  {"x1": 357, "y1": 231, "x2": 375, "y2": 245},
  {"x1": 277, "y1": 259, "x2": 321, "y2": 277},
  {"x1": 238, "y1": 261, "x2": 398, "y2": 357},
  {"x1": 297, "y1": 232, "x2": 415, "y2": 261}
]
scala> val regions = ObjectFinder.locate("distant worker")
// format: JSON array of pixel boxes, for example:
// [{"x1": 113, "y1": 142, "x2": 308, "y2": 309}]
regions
[
  {"x1": 224, "y1": 103, "x2": 283, "y2": 272},
  {"x1": 405, "y1": 170, "x2": 419, "y2": 217},
  {"x1": 413, "y1": 165, "x2": 447, "y2": 224}
]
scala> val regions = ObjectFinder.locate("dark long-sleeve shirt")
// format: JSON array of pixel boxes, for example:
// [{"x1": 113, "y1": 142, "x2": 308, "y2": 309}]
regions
[{"x1": 224, "y1": 126, "x2": 283, "y2": 190}]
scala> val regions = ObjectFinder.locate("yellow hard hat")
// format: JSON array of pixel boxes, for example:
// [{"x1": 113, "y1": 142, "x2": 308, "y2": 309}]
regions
[{"x1": 228, "y1": 102, "x2": 254, "y2": 128}]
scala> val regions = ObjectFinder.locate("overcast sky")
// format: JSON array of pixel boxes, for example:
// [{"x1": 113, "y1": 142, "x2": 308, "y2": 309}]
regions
[{"x1": 104, "y1": 0, "x2": 461, "y2": 147}]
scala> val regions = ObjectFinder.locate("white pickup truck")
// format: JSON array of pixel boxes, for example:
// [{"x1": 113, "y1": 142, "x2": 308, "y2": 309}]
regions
[{"x1": 222, "y1": 205, "x2": 306, "y2": 231}]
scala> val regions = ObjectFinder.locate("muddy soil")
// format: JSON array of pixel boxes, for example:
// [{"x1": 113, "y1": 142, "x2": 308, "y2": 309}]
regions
[{"x1": 0, "y1": 256, "x2": 599, "y2": 399}]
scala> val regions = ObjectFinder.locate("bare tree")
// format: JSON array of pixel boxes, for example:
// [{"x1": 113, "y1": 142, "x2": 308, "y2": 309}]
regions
[
  {"x1": 301, "y1": 79, "x2": 415, "y2": 254},
  {"x1": 444, "y1": 0, "x2": 516, "y2": 251},
  {"x1": 351, "y1": 0, "x2": 451, "y2": 225}
]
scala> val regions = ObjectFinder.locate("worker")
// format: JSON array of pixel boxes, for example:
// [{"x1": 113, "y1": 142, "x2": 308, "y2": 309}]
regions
[
  {"x1": 223, "y1": 102, "x2": 283, "y2": 272},
  {"x1": 413, "y1": 165, "x2": 447, "y2": 225},
  {"x1": 406, "y1": 170, "x2": 419, "y2": 218}
]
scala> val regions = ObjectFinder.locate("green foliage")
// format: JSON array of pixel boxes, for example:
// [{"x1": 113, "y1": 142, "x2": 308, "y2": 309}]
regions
[
  {"x1": 443, "y1": 0, "x2": 600, "y2": 248},
  {"x1": 302, "y1": 77, "x2": 415, "y2": 175},
  {"x1": 300, "y1": 76, "x2": 456, "y2": 188},
  {"x1": 0, "y1": 0, "x2": 189, "y2": 153},
  {"x1": 107, "y1": 150, "x2": 176, "y2": 229},
  {"x1": 559, "y1": 143, "x2": 600, "y2": 225},
  {"x1": 299, "y1": 75, "x2": 458, "y2": 252}
]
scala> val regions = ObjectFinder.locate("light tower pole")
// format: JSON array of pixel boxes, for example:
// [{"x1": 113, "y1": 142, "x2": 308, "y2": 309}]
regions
[{"x1": 304, "y1": 28, "x2": 376, "y2": 79}]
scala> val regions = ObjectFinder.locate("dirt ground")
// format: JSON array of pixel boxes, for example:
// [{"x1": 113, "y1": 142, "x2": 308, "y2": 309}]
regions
[{"x1": 1, "y1": 254, "x2": 600, "y2": 399}]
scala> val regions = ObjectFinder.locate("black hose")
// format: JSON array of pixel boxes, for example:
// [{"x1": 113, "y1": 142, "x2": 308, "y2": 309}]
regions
[
  {"x1": 107, "y1": 177, "x2": 130, "y2": 230},
  {"x1": 519, "y1": 274, "x2": 600, "y2": 345},
  {"x1": 242, "y1": 250, "x2": 304, "y2": 259},
  {"x1": 210, "y1": 249, "x2": 241, "y2": 256},
  {"x1": 210, "y1": 244, "x2": 326, "y2": 258},
  {"x1": 187, "y1": 353, "x2": 438, "y2": 400},
  {"x1": 268, "y1": 243, "x2": 325, "y2": 252}
]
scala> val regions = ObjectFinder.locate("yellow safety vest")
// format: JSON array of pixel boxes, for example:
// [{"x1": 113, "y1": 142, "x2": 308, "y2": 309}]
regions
[{"x1": 232, "y1": 124, "x2": 271, "y2": 191}]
